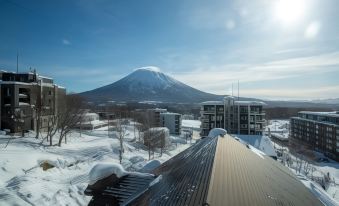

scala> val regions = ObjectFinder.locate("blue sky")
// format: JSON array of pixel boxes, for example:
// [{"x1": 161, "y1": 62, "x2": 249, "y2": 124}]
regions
[{"x1": 1, "y1": 0, "x2": 339, "y2": 100}]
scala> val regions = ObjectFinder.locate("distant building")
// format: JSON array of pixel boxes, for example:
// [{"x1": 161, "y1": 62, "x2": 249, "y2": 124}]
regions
[
  {"x1": 74, "y1": 112, "x2": 108, "y2": 130},
  {"x1": 160, "y1": 112, "x2": 181, "y2": 135},
  {"x1": 146, "y1": 108, "x2": 167, "y2": 127},
  {"x1": 0, "y1": 70, "x2": 66, "y2": 133},
  {"x1": 200, "y1": 97, "x2": 266, "y2": 136},
  {"x1": 290, "y1": 111, "x2": 339, "y2": 161}
]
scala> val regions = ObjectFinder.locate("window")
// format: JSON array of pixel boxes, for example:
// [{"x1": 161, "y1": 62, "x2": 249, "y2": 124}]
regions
[
  {"x1": 241, "y1": 124, "x2": 247, "y2": 129},
  {"x1": 6, "y1": 87, "x2": 10, "y2": 96}
]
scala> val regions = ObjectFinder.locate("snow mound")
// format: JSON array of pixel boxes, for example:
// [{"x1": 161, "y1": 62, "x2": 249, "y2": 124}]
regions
[
  {"x1": 297, "y1": 174, "x2": 339, "y2": 206},
  {"x1": 182, "y1": 120, "x2": 201, "y2": 129},
  {"x1": 37, "y1": 158, "x2": 70, "y2": 169},
  {"x1": 88, "y1": 163, "x2": 127, "y2": 185},
  {"x1": 208, "y1": 128, "x2": 227, "y2": 138},
  {"x1": 170, "y1": 136, "x2": 187, "y2": 144},
  {"x1": 129, "y1": 156, "x2": 145, "y2": 164},
  {"x1": 139, "y1": 160, "x2": 161, "y2": 173},
  {"x1": 234, "y1": 135, "x2": 277, "y2": 157}
]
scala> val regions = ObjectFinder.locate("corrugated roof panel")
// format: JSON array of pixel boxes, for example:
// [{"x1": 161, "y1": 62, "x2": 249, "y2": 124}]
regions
[{"x1": 206, "y1": 136, "x2": 323, "y2": 206}]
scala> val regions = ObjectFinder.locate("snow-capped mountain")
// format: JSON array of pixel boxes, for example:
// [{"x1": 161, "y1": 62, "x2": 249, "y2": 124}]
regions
[{"x1": 80, "y1": 67, "x2": 223, "y2": 103}]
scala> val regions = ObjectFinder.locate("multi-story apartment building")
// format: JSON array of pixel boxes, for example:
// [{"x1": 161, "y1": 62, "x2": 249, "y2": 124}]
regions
[
  {"x1": 200, "y1": 97, "x2": 266, "y2": 136},
  {"x1": 0, "y1": 70, "x2": 66, "y2": 133},
  {"x1": 160, "y1": 112, "x2": 181, "y2": 135},
  {"x1": 290, "y1": 111, "x2": 339, "y2": 161}
]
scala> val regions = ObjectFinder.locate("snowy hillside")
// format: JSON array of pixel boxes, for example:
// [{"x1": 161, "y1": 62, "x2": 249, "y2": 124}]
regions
[
  {"x1": 80, "y1": 67, "x2": 223, "y2": 103},
  {"x1": 0, "y1": 126, "x2": 192, "y2": 206}
]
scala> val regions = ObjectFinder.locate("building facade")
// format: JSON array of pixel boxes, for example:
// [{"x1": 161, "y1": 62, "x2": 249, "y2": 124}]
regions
[
  {"x1": 200, "y1": 97, "x2": 266, "y2": 136},
  {"x1": 0, "y1": 70, "x2": 66, "y2": 133},
  {"x1": 160, "y1": 112, "x2": 181, "y2": 135},
  {"x1": 290, "y1": 111, "x2": 339, "y2": 161}
]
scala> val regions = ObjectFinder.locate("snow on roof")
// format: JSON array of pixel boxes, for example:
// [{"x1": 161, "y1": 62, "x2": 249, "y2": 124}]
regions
[
  {"x1": 299, "y1": 111, "x2": 339, "y2": 118},
  {"x1": 292, "y1": 116, "x2": 339, "y2": 127},
  {"x1": 233, "y1": 134, "x2": 277, "y2": 157},
  {"x1": 234, "y1": 101, "x2": 266, "y2": 106},
  {"x1": 38, "y1": 75, "x2": 53, "y2": 80},
  {"x1": 182, "y1": 120, "x2": 201, "y2": 129},
  {"x1": 0, "y1": 81, "x2": 33, "y2": 85},
  {"x1": 297, "y1": 173, "x2": 339, "y2": 206},
  {"x1": 147, "y1": 127, "x2": 169, "y2": 132},
  {"x1": 139, "y1": 160, "x2": 161, "y2": 173},
  {"x1": 201, "y1": 101, "x2": 224, "y2": 105},
  {"x1": 160, "y1": 112, "x2": 181, "y2": 116},
  {"x1": 84, "y1": 113, "x2": 99, "y2": 117},
  {"x1": 208, "y1": 128, "x2": 227, "y2": 138},
  {"x1": 89, "y1": 163, "x2": 127, "y2": 185}
]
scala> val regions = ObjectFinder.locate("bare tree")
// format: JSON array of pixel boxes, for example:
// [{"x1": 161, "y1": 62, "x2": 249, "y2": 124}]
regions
[
  {"x1": 303, "y1": 160, "x2": 311, "y2": 176},
  {"x1": 57, "y1": 94, "x2": 85, "y2": 147},
  {"x1": 45, "y1": 115, "x2": 58, "y2": 146},
  {"x1": 115, "y1": 117, "x2": 127, "y2": 164}
]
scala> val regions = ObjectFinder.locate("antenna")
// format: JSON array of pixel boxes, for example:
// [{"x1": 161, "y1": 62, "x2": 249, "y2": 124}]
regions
[
  {"x1": 16, "y1": 52, "x2": 19, "y2": 73},
  {"x1": 238, "y1": 80, "x2": 239, "y2": 100},
  {"x1": 232, "y1": 83, "x2": 233, "y2": 97}
]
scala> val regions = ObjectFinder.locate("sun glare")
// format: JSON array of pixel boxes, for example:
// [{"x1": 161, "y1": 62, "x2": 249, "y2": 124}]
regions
[{"x1": 274, "y1": 0, "x2": 306, "y2": 25}]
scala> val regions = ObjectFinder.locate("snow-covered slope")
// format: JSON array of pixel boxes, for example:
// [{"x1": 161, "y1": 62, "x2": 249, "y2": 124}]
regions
[{"x1": 80, "y1": 67, "x2": 223, "y2": 103}]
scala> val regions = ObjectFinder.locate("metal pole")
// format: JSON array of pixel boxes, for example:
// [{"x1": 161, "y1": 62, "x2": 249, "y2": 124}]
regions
[
  {"x1": 238, "y1": 80, "x2": 239, "y2": 100},
  {"x1": 16, "y1": 52, "x2": 19, "y2": 73}
]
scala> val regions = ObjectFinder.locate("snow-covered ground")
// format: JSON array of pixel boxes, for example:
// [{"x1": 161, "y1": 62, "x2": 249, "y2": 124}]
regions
[
  {"x1": 266, "y1": 119, "x2": 289, "y2": 133},
  {"x1": 266, "y1": 120, "x2": 339, "y2": 204},
  {"x1": 0, "y1": 125, "x2": 192, "y2": 206},
  {"x1": 233, "y1": 134, "x2": 277, "y2": 157},
  {"x1": 266, "y1": 119, "x2": 290, "y2": 140},
  {"x1": 275, "y1": 143, "x2": 339, "y2": 204}
]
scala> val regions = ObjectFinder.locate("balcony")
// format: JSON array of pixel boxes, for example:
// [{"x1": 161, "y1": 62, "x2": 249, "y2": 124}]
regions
[
  {"x1": 251, "y1": 112, "x2": 266, "y2": 115},
  {"x1": 202, "y1": 109, "x2": 215, "y2": 114}
]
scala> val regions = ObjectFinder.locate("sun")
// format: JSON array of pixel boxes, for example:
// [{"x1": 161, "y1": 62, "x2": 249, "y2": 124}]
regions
[{"x1": 274, "y1": 0, "x2": 306, "y2": 25}]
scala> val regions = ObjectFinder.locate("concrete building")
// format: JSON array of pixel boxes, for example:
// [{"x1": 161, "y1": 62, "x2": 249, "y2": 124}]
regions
[
  {"x1": 146, "y1": 108, "x2": 167, "y2": 127},
  {"x1": 160, "y1": 112, "x2": 181, "y2": 135},
  {"x1": 200, "y1": 97, "x2": 266, "y2": 136},
  {"x1": 0, "y1": 70, "x2": 66, "y2": 133},
  {"x1": 290, "y1": 111, "x2": 339, "y2": 161}
]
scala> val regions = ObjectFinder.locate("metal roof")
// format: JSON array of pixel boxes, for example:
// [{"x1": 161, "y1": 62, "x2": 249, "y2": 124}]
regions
[
  {"x1": 131, "y1": 136, "x2": 218, "y2": 206},
  {"x1": 207, "y1": 136, "x2": 322, "y2": 206},
  {"x1": 86, "y1": 135, "x2": 324, "y2": 206}
]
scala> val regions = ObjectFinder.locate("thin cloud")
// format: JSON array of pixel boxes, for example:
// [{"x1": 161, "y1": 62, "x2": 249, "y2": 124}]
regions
[
  {"x1": 62, "y1": 39, "x2": 71, "y2": 45},
  {"x1": 240, "y1": 85, "x2": 339, "y2": 100},
  {"x1": 171, "y1": 51, "x2": 339, "y2": 95}
]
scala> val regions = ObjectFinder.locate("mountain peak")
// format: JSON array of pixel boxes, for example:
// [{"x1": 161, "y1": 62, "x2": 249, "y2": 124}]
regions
[
  {"x1": 80, "y1": 67, "x2": 223, "y2": 103},
  {"x1": 133, "y1": 66, "x2": 161, "y2": 73}
]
